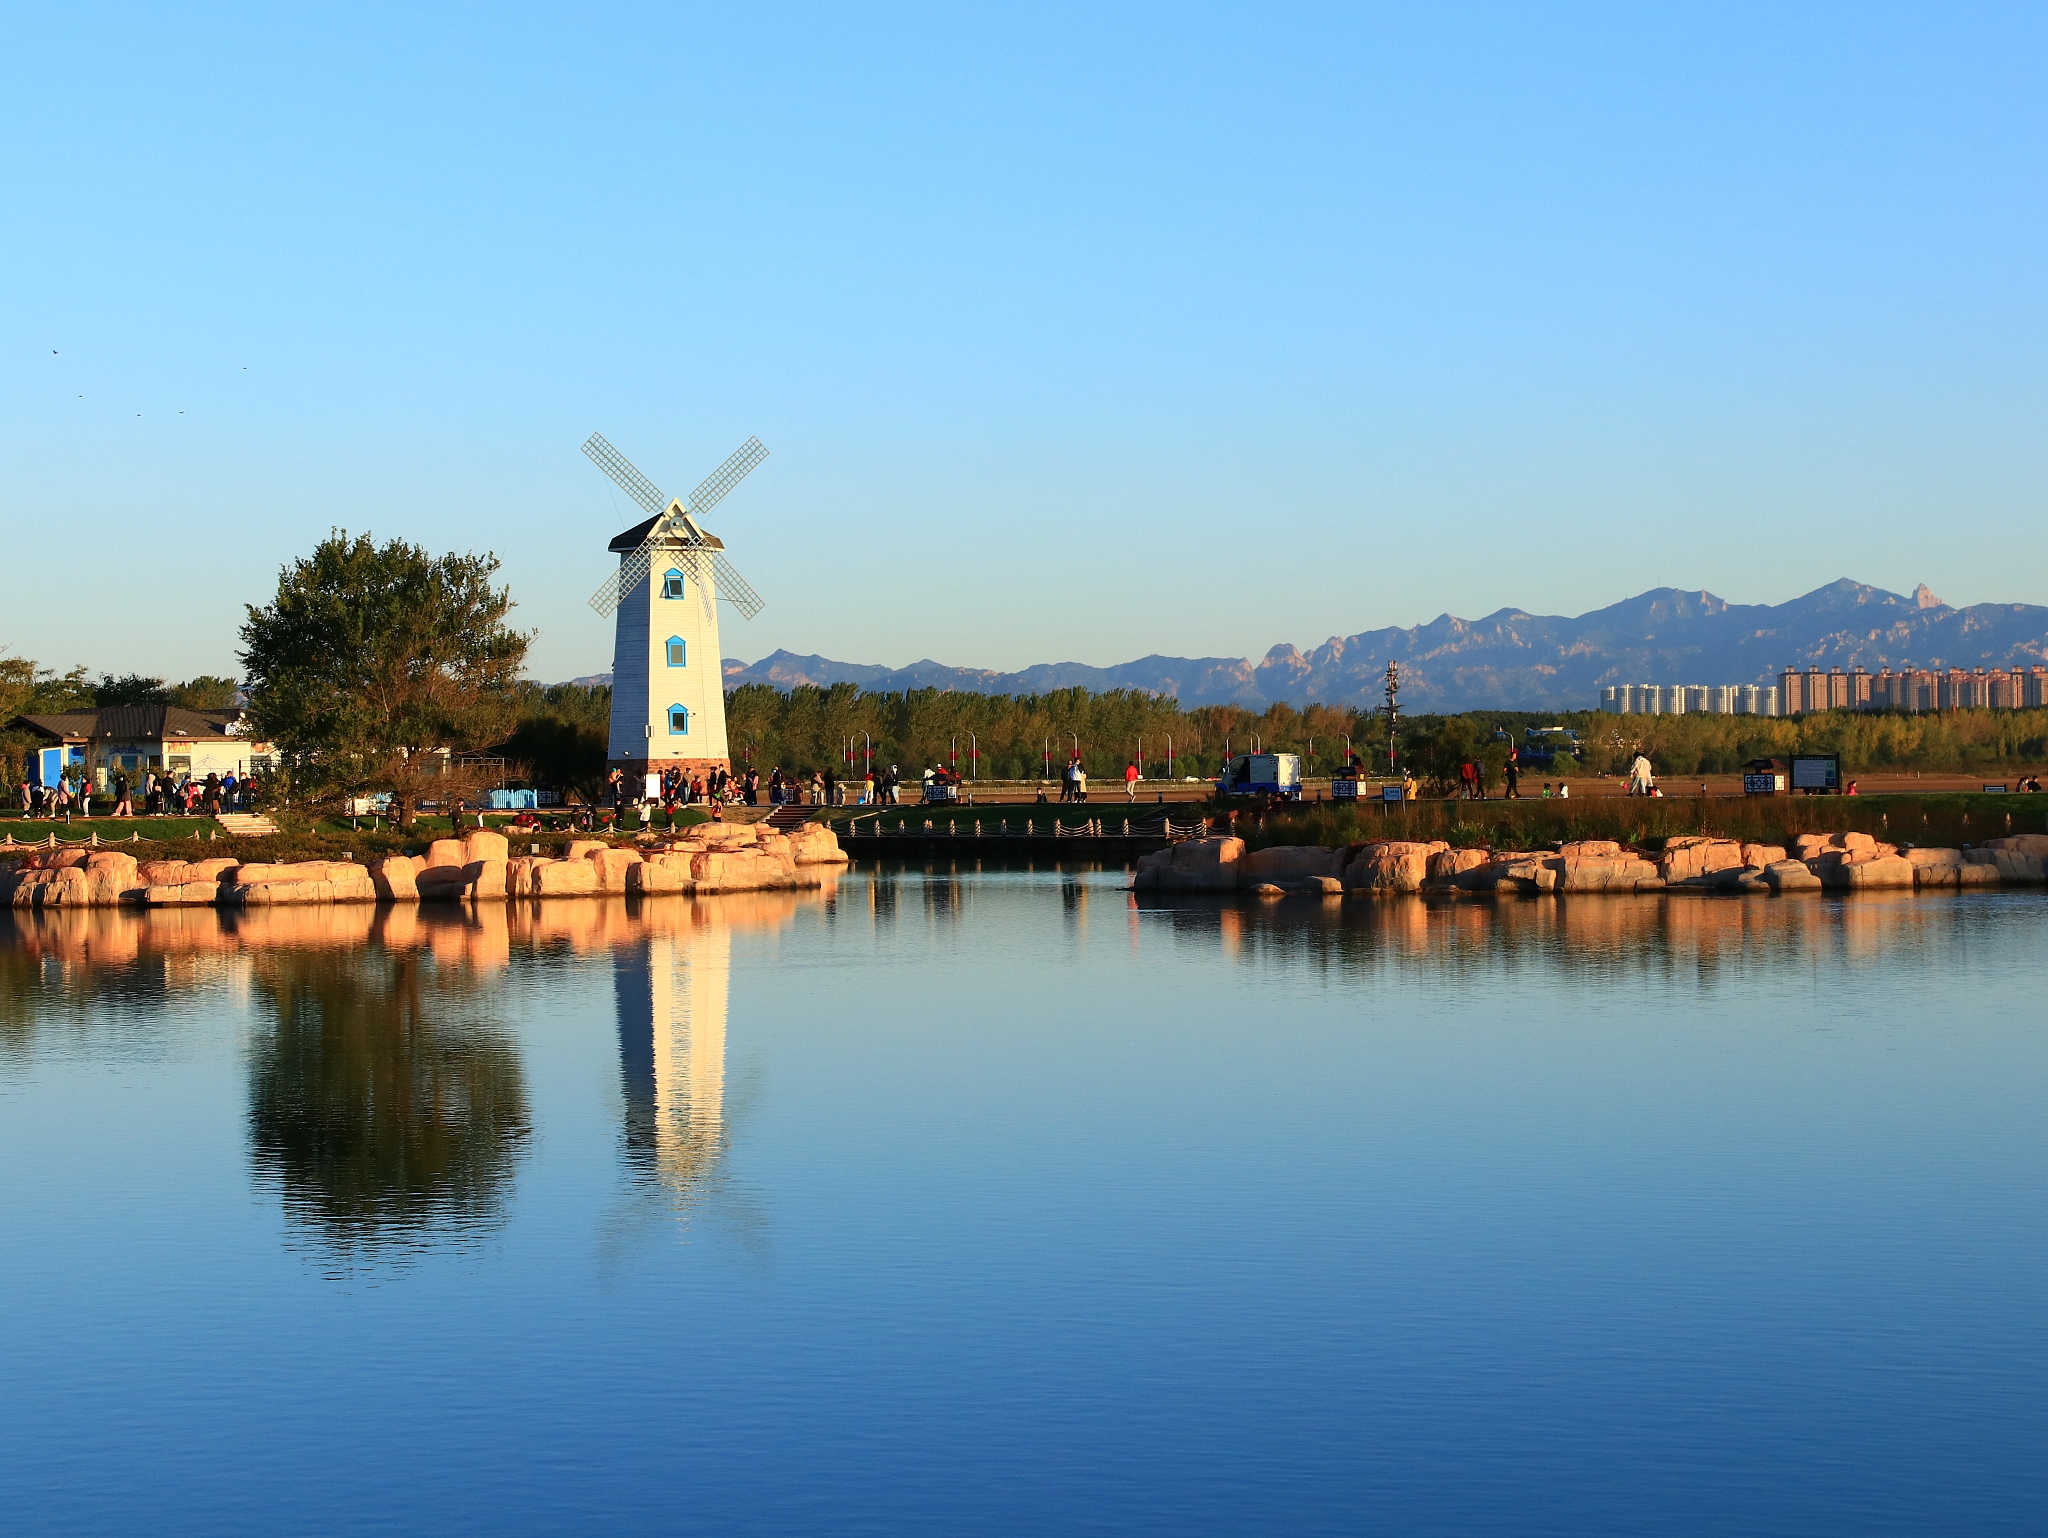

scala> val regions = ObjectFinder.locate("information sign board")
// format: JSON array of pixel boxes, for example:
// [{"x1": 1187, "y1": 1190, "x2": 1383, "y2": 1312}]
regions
[
  {"x1": 1381, "y1": 784, "x2": 1405, "y2": 803},
  {"x1": 1790, "y1": 754, "x2": 1840, "y2": 793}
]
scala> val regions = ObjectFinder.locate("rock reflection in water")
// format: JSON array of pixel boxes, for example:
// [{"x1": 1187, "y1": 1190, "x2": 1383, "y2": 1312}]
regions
[
  {"x1": 1134, "y1": 885, "x2": 2006, "y2": 985},
  {"x1": 245, "y1": 919, "x2": 530, "y2": 1262}
]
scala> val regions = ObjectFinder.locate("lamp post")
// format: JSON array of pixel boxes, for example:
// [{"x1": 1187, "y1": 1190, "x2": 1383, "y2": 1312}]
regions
[{"x1": 968, "y1": 732, "x2": 977, "y2": 782}]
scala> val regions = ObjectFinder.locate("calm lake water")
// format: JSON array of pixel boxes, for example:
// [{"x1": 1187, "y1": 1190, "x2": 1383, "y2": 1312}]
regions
[{"x1": 2, "y1": 869, "x2": 2045, "y2": 1535}]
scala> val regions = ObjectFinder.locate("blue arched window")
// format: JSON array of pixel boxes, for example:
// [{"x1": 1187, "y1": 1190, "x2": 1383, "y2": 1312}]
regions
[
  {"x1": 668, "y1": 704, "x2": 689, "y2": 736},
  {"x1": 662, "y1": 568, "x2": 685, "y2": 600},
  {"x1": 665, "y1": 636, "x2": 687, "y2": 668}
]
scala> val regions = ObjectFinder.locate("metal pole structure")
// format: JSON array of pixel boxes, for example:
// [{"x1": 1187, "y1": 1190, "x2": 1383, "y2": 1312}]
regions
[
  {"x1": 1383, "y1": 661, "x2": 1401, "y2": 772},
  {"x1": 969, "y1": 732, "x2": 977, "y2": 782},
  {"x1": 1166, "y1": 734, "x2": 1173, "y2": 779}
]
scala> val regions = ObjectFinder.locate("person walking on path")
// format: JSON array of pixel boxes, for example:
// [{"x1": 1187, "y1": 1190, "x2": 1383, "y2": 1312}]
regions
[
  {"x1": 1627, "y1": 752, "x2": 1654, "y2": 796},
  {"x1": 1124, "y1": 761, "x2": 1139, "y2": 800},
  {"x1": 1503, "y1": 744, "x2": 1521, "y2": 799}
]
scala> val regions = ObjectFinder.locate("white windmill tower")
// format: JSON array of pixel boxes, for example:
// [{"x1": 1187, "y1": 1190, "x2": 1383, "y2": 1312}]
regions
[{"x1": 583, "y1": 431, "x2": 770, "y2": 790}]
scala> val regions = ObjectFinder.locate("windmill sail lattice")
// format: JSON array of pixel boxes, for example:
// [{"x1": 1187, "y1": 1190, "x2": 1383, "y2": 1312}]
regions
[{"x1": 583, "y1": 433, "x2": 768, "y2": 619}]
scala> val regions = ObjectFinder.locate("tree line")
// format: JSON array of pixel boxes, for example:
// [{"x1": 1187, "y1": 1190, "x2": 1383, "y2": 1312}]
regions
[{"x1": 9, "y1": 530, "x2": 2046, "y2": 814}]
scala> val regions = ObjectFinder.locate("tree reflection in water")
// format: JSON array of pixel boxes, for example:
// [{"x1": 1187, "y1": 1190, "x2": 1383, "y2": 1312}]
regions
[{"x1": 246, "y1": 935, "x2": 530, "y2": 1264}]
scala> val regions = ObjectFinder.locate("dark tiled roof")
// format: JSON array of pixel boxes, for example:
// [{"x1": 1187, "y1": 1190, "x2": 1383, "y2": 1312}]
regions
[
  {"x1": 12, "y1": 706, "x2": 244, "y2": 742},
  {"x1": 607, "y1": 515, "x2": 725, "y2": 553}
]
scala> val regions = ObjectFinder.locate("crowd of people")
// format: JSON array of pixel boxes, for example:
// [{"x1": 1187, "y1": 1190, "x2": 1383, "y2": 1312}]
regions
[{"x1": 13, "y1": 767, "x2": 263, "y2": 821}]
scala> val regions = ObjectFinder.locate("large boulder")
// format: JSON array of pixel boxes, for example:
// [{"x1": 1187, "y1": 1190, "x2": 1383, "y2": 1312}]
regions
[
  {"x1": 424, "y1": 838, "x2": 467, "y2": 869},
  {"x1": 689, "y1": 847, "x2": 807, "y2": 893},
  {"x1": 1243, "y1": 845, "x2": 1346, "y2": 881},
  {"x1": 368, "y1": 855, "x2": 419, "y2": 901},
  {"x1": 141, "y1": 881, "x2": 226, "y2": 906},
  {"x1": 1763, "y1": 860, "x2": 1824, "y2": 892},
  {"x1": 1426, "y1": 848, "x2": 1493, "y2": 887},
  {"x1": 533, "y1": 857, "x2": 600, "y2": 896},
  {"x1": 1659, "y1": 837, "x2": 1745, "y2": 884},
  {"x1": 587, "y1": 846, "x2": 643, "y2": 893},
  {"x1": 1905, "y1": 848, "x2": 1963, "y2": 886},
  {"x1": 416, "y1": 859, "x2": 505, "y2": 900},
  {"x1": 1963, "y1": 847, "x2": 2045, "y2": 884},
  {"x1": 1488, "y1": 854, "x2": 1558, "y2": 895},
  {"x1": 1556, "y1": 854, "x2": 1663, "y2": 894},
  {"x1": 464, "y1": 829, "x2": 510, "y2": 864},
  {"x1": 1741, "y1": 844, "x2": 1788, "y2": 869},
  {"x1": 787, "y1": 824, "x2": 849, "y2": 865},
  {"x1": 1557, "y1": 840, "x2": 1623, "y2": 859},
  {"x1": 1132, "y1": 836, "x2": 1245, "y2": 892},
  {"x1": 626, "y1": 858, "x2": 690, "y2": 895},
  {"x1": 1344, "y1": 840, "x2": 1447, "y2": 894},
  {"x1": 82, "y1": 851, "x2": 141, "y2": 905},
  {"x1": 234, "y1": 861, "x2": 377, "y2": 904},
  {"x1": 1831, "y1": 854, "x2": 1915, "y2": 890},
  {"x1": 1985, "y1": 833, "x2": 2048, "y2": 860}
]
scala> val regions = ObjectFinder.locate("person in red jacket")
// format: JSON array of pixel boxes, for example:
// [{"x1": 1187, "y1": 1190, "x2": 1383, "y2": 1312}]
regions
[{"x1": 1124, "y1": 761, "x2": 1139, "y2": 800}]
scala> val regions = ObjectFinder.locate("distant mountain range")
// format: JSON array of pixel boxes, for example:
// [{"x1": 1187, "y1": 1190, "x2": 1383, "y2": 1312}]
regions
[{"x1": 568, "y1": 580, "x2": 2048, "y2": 713}]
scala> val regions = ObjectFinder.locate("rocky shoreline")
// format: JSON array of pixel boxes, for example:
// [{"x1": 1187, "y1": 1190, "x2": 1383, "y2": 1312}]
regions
[
  {"x1": 1133, "y1": 832, "x2": 2048, "y2": 897},
  {"x1": 2, "y1": 821, "x2": 848, "y2": 909}
]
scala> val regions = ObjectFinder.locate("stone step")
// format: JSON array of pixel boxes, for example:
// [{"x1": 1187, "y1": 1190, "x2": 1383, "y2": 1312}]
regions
[{"x1": 215, "y1": 813, "x2": 280, "y2": 837}]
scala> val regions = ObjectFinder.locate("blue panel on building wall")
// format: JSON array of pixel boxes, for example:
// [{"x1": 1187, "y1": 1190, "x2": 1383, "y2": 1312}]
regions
[{"x1": 36, "y1": 748, "x2": 63, "y2": 787}]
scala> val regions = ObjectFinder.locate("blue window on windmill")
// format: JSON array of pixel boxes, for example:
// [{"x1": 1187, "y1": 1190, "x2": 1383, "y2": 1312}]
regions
[
  {"x1": 662, "y1": 568, "x2": 685, "y2": 600},
  {"x1": 669, "y1": 704, "x2": 689, "y2": 736},
  {"x1": 666, "y1": 636, "x2": 687, "y2": 668}
]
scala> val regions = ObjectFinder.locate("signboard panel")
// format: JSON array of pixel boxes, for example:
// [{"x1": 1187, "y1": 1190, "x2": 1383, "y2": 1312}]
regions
[
  {"x1": 1790, "y1": 754, "x2": 1840, "y2": 793},
  {"x1": 1381, "y1": 784, "x2": 1405, "y2": 803}
]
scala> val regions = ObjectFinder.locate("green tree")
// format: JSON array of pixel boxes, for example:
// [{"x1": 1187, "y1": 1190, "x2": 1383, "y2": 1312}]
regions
[
  {"x1": 0, "y1": 653, "x2": 93, "y2": 786},
  {"x1": 94, "y1": 673, "x2": 172, "y2": 706},
  {"x1": 171, "y1": 675, "x2": 241, "y2": 710},
  {"x1": 239, "y1": 532, "x2": 530, "y2": 828},
  {"x1": 497, "y1": 680, "x2": 612, "y2": 801}
]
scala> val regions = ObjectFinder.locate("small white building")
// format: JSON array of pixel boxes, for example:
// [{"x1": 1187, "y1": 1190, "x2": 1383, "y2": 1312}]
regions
[{"x1": 11, "y1": 706, "x2": 274, "y2": 789}]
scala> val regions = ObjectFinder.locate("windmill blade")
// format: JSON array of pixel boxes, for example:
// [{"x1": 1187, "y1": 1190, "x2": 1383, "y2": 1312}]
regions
[
  {"x1": 711, "y1": 550, "x2": 766, "y2": 620},
  {"x1": 582, "y1": 432, "x2": 668, "y2": 516},
  {"x1": 685, "y1": 437, "x2": 768, "y2": 522},
  {"x1": 587, "y1": 566, "x2": 628, "y2": 617}
]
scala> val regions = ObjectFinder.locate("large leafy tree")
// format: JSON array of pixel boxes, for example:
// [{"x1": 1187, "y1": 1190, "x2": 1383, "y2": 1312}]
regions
[{"x1": 239, "y1": 533, "x2": 530, "y2": 827}]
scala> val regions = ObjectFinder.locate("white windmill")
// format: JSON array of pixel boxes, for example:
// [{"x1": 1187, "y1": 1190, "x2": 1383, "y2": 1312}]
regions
[{"x1": 583, "y1": 431, "x2": 770, "y2": 789}]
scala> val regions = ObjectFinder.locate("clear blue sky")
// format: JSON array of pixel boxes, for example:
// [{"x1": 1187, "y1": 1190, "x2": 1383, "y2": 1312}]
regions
[{"x1": 7, "y1": 4, "x2": 2047, "y2": 684}]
